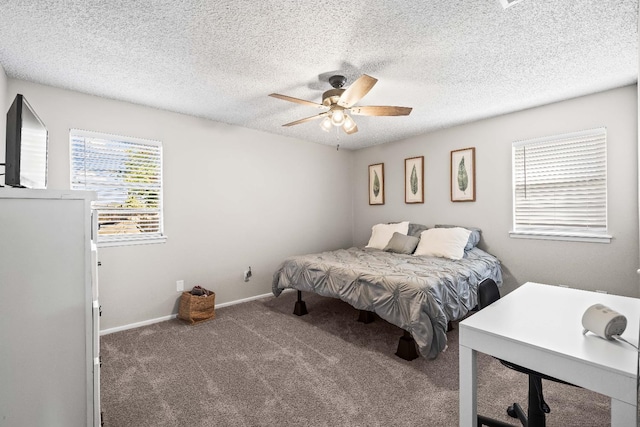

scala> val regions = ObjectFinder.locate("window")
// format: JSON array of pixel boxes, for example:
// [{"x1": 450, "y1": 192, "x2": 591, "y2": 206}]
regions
[
  {"x1": 511, "y1": 127, "x2": 610, "y2": 243},
  {"x1": 70, "y1": 129, "x2": 166, "y2": 246}
]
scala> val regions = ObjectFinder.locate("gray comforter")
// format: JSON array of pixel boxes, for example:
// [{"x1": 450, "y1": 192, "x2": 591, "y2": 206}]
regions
[{"x1": 272, "y1": 246, "x2": 502, "y2": 359}]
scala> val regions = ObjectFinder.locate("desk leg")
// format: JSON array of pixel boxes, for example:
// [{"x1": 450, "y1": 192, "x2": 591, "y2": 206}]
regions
[
  {"x1": 459, "y1": 344, "x2": 478, "y2": 427},
  {"x1": 611, "y1": 398, "x2": 636, "y2": 427}
]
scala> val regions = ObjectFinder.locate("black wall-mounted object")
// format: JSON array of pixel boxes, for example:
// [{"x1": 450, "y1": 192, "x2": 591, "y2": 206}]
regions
[{"x1": 5, "y1": 94, "x2": 48, "y2": 188}]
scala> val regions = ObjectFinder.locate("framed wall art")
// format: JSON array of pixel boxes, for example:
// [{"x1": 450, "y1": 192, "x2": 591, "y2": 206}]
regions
[
  {"x1": 404, "y1": 156, "x2": 424, "y2": 204},
  {"x1": 368, "y1": 163, "x2": 385, "y2": 205},
  {"x1": 451, "y1": 147, "x2": 475, "y2": 202}
]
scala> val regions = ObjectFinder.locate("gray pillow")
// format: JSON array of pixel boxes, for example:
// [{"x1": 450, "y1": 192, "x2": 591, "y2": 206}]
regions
[
  {"x1": 434, "y1": 224, "x2": 481, "y2": 250},
  {"x1": 408, "y1": 223, "x2": 429, "y2": 238},
  {"x1": 384, "y1": 232, "x2": 420, "y2": 254}
]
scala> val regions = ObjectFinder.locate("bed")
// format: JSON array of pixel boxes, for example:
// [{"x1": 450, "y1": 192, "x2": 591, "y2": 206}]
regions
[{"x1": 271, "y1": 222, "x2": 503, "y2": 359}]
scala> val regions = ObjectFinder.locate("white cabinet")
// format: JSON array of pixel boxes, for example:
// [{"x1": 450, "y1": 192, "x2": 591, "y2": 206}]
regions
[{"x1": 0, "y1": 189, "x2": 99, "y2": 427}]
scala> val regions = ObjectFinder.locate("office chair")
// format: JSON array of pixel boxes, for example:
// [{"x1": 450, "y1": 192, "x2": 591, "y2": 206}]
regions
[{"x1": 476, "y1": 278, "x2": 574, "y2": 427}]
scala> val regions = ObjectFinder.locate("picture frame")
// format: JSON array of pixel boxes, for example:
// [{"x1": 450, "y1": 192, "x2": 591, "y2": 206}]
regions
[
  {"x1": 368, "y1": 163, "x2": 385, "y2": 205},
  {"x1": 451, "y1": 147, "x2": 476, "y2": 202},
  {"x1": 404, "y1": 156, "x2": 424, "y2": 204}
]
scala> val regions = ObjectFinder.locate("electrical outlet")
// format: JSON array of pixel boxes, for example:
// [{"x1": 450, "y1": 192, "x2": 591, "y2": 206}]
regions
[{"x1": 176, "y1": 280, "x2": 184, "y2": 292}]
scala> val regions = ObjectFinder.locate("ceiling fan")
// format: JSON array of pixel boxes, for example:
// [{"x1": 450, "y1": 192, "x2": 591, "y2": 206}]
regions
[{"x1": 269, "y1": 74, "x2": 412, "y2": 135}]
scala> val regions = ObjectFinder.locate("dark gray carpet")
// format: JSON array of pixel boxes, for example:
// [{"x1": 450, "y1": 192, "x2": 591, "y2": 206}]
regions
[{"x1": 100, "y1": 291, "x2": 609, "y2": 426}]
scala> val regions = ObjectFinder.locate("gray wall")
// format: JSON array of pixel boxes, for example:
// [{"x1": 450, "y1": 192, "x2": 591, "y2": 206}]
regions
[
  {"x1": 0, "y1": 64, "x2": 6, "y2": 162},
  {"x1": 353, "y1": 85, "x2": 639, "y2": 298},
  {"x1": 6, "y1": 79, "x2": 355, "y2": 330},
  {"x1": 4, "y1": 77, "x2": 638, "y2": 332}
]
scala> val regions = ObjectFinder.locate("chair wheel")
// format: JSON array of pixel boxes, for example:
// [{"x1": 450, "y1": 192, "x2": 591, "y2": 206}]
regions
[{"x1": 507, "y1": 405, "x2": 517, "y2": 418}]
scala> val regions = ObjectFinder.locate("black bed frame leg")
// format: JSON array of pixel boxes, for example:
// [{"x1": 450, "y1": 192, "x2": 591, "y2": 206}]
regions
[
  {"x1": 447, "y1": 321, "x2": 453, "y2": 332},
  {"x1": 395, "y1": 330, "x2": 419, "y2": 361},
  {"x1": 357, "y1": 310, "x2": 375, "y2": 324},
  {"x1": 293, "y1": 290, "x2": 308, "y2": 316}
]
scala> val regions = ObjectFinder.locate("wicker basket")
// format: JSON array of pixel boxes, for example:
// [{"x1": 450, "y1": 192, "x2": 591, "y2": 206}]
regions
[{"x1": 178, "y1": 290, "x2": 216, "y2": 324}]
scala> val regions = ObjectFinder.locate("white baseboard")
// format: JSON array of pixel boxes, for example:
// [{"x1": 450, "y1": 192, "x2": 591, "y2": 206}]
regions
[
  {"x1": 99, "y1": 290, "x2": 289, "y2": 336},
  {"x1": 100, "y1": 314, "x2": 178, "y2": 336}
]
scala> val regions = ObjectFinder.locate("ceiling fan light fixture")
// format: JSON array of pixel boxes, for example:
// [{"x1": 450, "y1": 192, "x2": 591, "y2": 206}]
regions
[
  {"x1": 330, "y1": 109, "x2": 345, "y2": 126},
  {"x1": 320, "y1": 116, "x2": 333, "y2": 132},
  {"x1": 343, "y1": 114, "x2": 356, "y2": 132}
]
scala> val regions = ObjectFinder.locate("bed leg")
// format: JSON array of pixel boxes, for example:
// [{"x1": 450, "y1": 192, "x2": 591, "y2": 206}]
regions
[
  {"x1": 357, "y1": 310, "x2": 375, "y2": 324},
  {"x1": 395, "y1": 330, "x2": 419, "y2": 361},
  {"x1": 447, "y1": 321, "x2": 453, "y2": 332},
  {"x1": 293, "y1": 290, "x2": 308, "y2": 316}
]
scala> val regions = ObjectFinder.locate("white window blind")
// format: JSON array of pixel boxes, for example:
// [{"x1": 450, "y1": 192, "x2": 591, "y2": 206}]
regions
[
  {"x1": 70, "y1": 129, "x2": 165, "y2": 246},
  {"x1": 512, "y1": 127, "x2": 609, "y2": 242}
]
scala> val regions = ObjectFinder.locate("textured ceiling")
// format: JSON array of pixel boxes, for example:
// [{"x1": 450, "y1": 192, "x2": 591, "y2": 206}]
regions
[{"x1": 0, "y1": 1, "x2": 637, "y2": 150}]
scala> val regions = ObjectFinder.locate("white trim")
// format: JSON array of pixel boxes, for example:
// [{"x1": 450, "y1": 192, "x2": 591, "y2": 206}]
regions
[
  {"x1": 512, "y1": 127, "x2": 606, "y2": 148},
  {"x1": 100, "y1": 314, "x2": 177, "y2": 335},
  {"x1": 509, "y1": 230, "x2": 612, "y2": 243},
  {"x1": 99, "y1": 290, "x2": 292, "y2": 335},
  {"x1": 97, "y1": 235, "x2": 168, "y2": 248},
  {"x1": 214, "y1": 290, "x2": 287, "y2": 309},
  {"x1": 70, "y1": 128, "x2": 161, "y2": 147}
]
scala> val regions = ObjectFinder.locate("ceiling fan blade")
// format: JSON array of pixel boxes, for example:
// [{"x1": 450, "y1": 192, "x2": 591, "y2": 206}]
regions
[
  {"x1": 269, "y1": 93, "x2": 325, "y2": 109},
  {"x1": 337, "y1": 74, "x2": 378, "y2": 108},
  {"x1": 349, "y1": 106, "x2": 412, "y2": 116},
  {"x1": 282, "y1": 112, "x2": 329, "y2": 127}
]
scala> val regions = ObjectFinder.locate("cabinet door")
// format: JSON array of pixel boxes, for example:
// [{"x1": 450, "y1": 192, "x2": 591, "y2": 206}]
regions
[{"x1": 0, "y1": 197, "x2": 91, "y2": 426}]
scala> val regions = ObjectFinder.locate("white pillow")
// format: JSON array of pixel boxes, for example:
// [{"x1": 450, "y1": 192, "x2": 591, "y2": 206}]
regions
[
  {"x1": 366, "y1": 221, "x2": 410, "y2": 250},
  {"x1": 414, "y1": 227, "x2": 472, "y2": 260}
]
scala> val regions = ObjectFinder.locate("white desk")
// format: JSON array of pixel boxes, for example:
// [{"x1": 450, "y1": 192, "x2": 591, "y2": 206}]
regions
[{"x1": 459, "y1": 282, "x2": 640, "y2": 427}]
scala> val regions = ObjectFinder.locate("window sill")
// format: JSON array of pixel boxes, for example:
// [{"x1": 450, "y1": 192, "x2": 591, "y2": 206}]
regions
[
  {"x1": 509, "y1": 231, "x2": 611, "y2": 244},
  {"x1": 96, "y1": 235, "x2": 168, "y2": 248}
]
